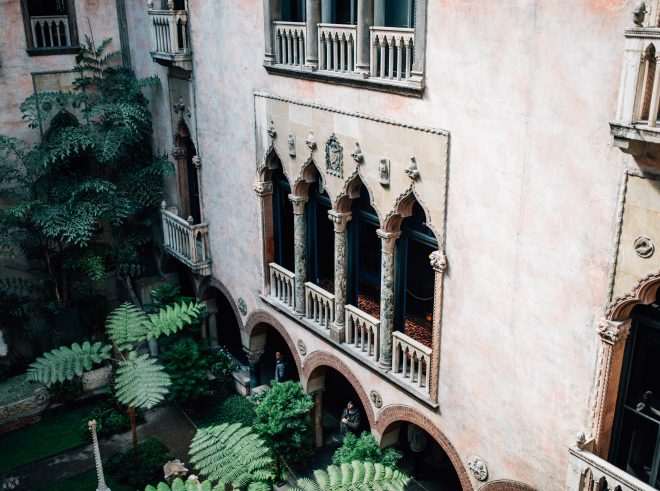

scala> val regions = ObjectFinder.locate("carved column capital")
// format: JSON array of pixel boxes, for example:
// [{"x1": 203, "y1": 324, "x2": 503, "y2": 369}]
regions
[
  {"x1": 204, "y1": 298, "x2": 218, "y2": 315},
  {"x1": 328, "y1": 210, "x2": 352, "y2": 232},
  {"x1": 429, "y1": 251, "x2": 447, "y2": 273},
  {"x1": 253, "y1": 180, "x2": 273, "y2": 196},
  {"x1": 192, "y1": 156, "x2": 201, "y2": 169},
  {"x1": 289, "y1": 194, "x2": 309, "y2": 214},
  {"x1": 243, "y1": 346, "x2": 265, "y2": 365},
  {"x1": 171, "y1": 146, "x2": 186, "y2": 159},
  {"x1": 376, "y1": 229, "x2": 401, "y2": 254},
  {"x1": 596, "y1": 318, "x2": 631, "y2": 345}
]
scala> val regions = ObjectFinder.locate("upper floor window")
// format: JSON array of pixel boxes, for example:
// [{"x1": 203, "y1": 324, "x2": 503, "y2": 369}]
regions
[
  {"x1": 272, "y1": 166, "x2": 295, "y2": 273},
  {"x1": 306, "y1": 180, "x2": 334, "y2": 290},
  {"x1": 610, "y1": 297, "x2": 660, "y2": 489},
  {"x1": 376, "y1": 0, "x2": 415, "y2": 28},
  {"x1": 283, "y1": 0, "x2": 306, "y2": 22},
  {"x1": 21, "y1": 0, "x2": 79, "y2": 55}
]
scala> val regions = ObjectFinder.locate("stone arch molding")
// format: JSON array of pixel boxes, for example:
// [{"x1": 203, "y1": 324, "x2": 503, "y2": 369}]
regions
[
  {"x1": 381, "y1": 182, "x2": 442, "y2": 245},
  {"x1": 198, "y1": 277, "x2": 245, "y2": 330},
  {"x1": 478, "y1": 481, "x2": 537, "y2": 491},
  {"x1": 590, "y1": 269, "x2": 660, "y2": 457}
]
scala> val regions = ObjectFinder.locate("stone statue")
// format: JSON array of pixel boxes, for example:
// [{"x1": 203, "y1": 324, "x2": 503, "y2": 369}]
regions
[{"x1": 379, "y1": 158, "x2": 390, "y2": 186}]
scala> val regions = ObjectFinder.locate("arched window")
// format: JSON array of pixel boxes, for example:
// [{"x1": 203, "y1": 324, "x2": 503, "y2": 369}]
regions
[
  {"x1": 306, "y1": 179, "x2": 334, "y2": 290},
  {"x1": 22, "y1": 0, "x2": 78, "y2": 51},
  {"x1": 173, "y1": 123, "x2": 201, "y2": 224},
  {"x1": 610, "y1": 292, "x2": 660, "y2": 489},
  {"x1": 272, "y1": 165, "x2": 295, "y2": 272}
]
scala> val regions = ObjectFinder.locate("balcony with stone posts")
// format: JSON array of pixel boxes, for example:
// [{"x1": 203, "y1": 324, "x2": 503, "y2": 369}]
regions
[
  {"x1": 147, "y1": 0, "x2": 192, "y2": 71},
  {"x1": 345, "y1": 304, "x2": 380, "y2": 365},
  {"x1": 567, "y1": 439, "x2": 657, "y2": 491},
  {"x1": 30, "y1": 16, "x2": 72, "y2": 49},
  {"x1": 304, "y1": 282, "x2": 335, "y2": 332},
  {"x1": 161, "y1": 202, "x2": 211, "y2": 275},
  {"x1": 391, "y1": 331, "x2": 431, "y2": 396}
]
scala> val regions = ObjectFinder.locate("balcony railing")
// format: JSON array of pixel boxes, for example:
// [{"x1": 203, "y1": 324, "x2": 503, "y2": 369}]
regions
[
  {"x1": 318, "y1": 23, "x2": 357, "y2": 73},
  {"x1": 304, "y1": 282, "x2": 335, "y2": 331},
  {"x1": 269, "y1": 263, "x2": 295, "y2": 308},
  {"x1": 345, "y1": 304, "x2": 380, "y2": 363},
  {"x1": 275, "y1": 21, "x2": 306, "y2": 67},
  {"x1": 148, "y1": 8, "x2": 192, "y2": 70},
  {"x1": 370, "y1": 27, "x2": 414, "y2": 82},
  {"x1": 567, "y1": 445, "x2": 657, "y2": 491},
  {"x1": 30, "y1": 16, "x2": 71, "y2": 49},
  {"x1": 392, "y1": 331, "x2": 431, "y2": 394},
  {"x1": 161, "y1": 204, "x2": 211, "y2": 274}
]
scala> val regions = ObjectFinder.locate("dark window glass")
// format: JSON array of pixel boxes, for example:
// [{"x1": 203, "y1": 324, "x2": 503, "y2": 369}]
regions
[
  {"x1": 272, "y1": 167, "x2": 295, "y2": 272},
  {"x1": 27, "y1": 0, "x2": 67, "y2": 16},
  {"x1": 307, "y1": 181, "x2": 334, "y2": 289},
  {"x1": 282, "y1": 0, "x2": 305, "y2": 22},
  {"x1": 383, "y1": 0, "x2": 415, "y2": 28}
]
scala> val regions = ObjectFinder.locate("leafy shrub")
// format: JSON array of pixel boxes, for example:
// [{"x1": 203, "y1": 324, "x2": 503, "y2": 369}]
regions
[
  {"x1": 332, "y1": 432, "x2": 402, "y2": 468},
  {"x1": 204, "y1": 346, "x2": 238, "y2": 398},
  {"x1": 215, "y1": 394, "x2": 256, "y2": 427},
  {"x1": 49, "y1": 375, "x2": 83, "y2": 404},
  {"x1": 81, "y1": 401, "x2": 143, "y2": 439},
  {"x1": 106, "y1": 437, "x2": 171, "y2": 489},
  {"x1": 161, "y1": 337, "x2": 212, "y2": 404}
]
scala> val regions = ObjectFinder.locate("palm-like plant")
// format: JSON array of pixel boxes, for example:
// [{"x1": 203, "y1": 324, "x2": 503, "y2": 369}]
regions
[
  {"x1": 28, "y1": 300, "x2": 201, "y2": 452},
  {"x1": 293, "y1": 461, "x2": 410, "y2": 491}
]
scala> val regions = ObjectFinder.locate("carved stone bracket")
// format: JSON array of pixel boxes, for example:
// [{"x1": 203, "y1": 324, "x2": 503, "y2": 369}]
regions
[
  {"x1": 596, "y1": 319, "x2": 631, "y2": 345},
  {"x1": 244, "y1": 347, "x2": 265, "y2": 366},
  {"x1": 253, "y1": 180, "x2": 273, "y2": 196},
  {"x1": 429, "y1": 251, "x2": 447, "y2": 273},
  {"x1": 405, "y1": 157, "x2": 420, "y2": 180}
]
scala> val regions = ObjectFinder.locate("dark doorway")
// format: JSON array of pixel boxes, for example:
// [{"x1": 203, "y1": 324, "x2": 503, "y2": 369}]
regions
[
  {"x1": 208, "y1": 287, "x2": 245, "y2": 364},
  {"x1": 258, "y1": 327, "x2": 299, "y2": 386}
]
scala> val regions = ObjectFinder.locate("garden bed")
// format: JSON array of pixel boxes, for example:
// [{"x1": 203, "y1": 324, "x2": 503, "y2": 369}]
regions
[{"x1": 0, "y1": 374, "x2": 49, "y2": 434}]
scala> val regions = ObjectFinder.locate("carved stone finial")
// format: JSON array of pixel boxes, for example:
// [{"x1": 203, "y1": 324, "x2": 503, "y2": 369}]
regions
[
  {"x1": 351, "y1": 142, "x2": 363, "y2": 163},
  {"x1": 173, "y1": 97, "x2": 186, "y2": 115},
  {"x1": 187, "y1": 216, "x2": 194, "y2": 225},
  {"x1": 305, "y1": 131, "x2": 316, "y2": 150},
  {"x1": 147, "y1": 0, "x2": 153, "y2": 10},
  {"x1": 429, "y1": 251, "x2": 447, "y2": 273},
  {"x1": 633, "y1": 1, "x2": 646, "y2": 26},
  {"x1": 288, "y1": 132, "x2": 296, "y2": 157},
  {"x1": 576, "y1": 432, "x2": 587, "y2": 450},
  {"x1": 467, "y1": 455, "x2": 488, "y2": 482},
  {"x1": 167, "y1": 0, "x2": 174, "y2": 10},
  {"x1": 405, "y1": 157, "x2": 420, "y2": 180},
  {"x1": 378, "y1": 158, "x2": 390, "y2": 186},
  {"x1": 596, "y1": 319, "x2": 631, "y2": 344},
  {"x1": 267, "y1": 121, "x2": 277, "y2": 139},
  {"x1": 634, "y1": 236, "x2": 654, "y2": 258}
]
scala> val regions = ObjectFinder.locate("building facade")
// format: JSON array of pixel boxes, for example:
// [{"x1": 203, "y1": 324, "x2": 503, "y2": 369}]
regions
[{"x1": 2, "y1": 0, "x2": 660, "y2": 490}]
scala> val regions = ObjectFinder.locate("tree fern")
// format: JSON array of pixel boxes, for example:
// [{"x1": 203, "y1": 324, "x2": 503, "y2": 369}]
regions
[
  {"x1": 145, "y1": 301, "x2": 202, "y2": 339},
  {"x1": 27, "y1": 341, "x2": 112, "y2": 386},
  {"x1": 189, "y1": 422, "x2": 275, "y2": 489},
  {"x1": 105, "y1": 302, "x2": 150, "y2": 351},
  {"x1": 293, "y1": 461, "x2": 410, "y2": 491},
  {"x1": 114, "y1": 353, "x2": 171, "y2": 409},
  {"x1": 145, "y1": 478, "x2": 213, "y2": 491}
]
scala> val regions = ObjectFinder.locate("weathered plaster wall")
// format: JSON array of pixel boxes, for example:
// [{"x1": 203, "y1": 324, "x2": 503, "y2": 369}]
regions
[{"x1": 182, "y1": 1, "x2": 639, "y2": 489}]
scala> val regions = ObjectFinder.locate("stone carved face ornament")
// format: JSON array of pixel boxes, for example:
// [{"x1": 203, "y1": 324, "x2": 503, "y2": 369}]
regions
[
  {"x1": 633, "y1": 1, "x2": 647, "y2": 25},
  {"x1": 351, "y1": 142, "x2": 363, "y2": 163},
  {"x1": 405, "y1": 157, "x2": 420, "y2": 180},
  {"x1": 379, "y1": 158, "x2": 390, "y2": 186},
  {"x1": 288, "y1": 132, "x2": 296, "y2": 157},
  {"x1": 267, "y1": 121, "x2": 277, "y2": 139},
  {"x1": 305, "y1": 131, "x2": 317, "y2": 150},
  {"x1": 325, "y1": 134, "x2": 343, "y2": 178},
  {"x1": 634, "y1": 236, "x2": 655, "y2": 258}
]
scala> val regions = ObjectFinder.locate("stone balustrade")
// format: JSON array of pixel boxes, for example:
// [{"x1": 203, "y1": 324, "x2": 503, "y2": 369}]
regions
[
  {"x1": 370, "y1": 27, "x2": 414, "y2": 81},
  {"x1": 30, "y1": 16, "x2": 71, "y2": 49},
  {"x1": 392, "y1": 331, "x2": 431, "y2": 394},
  {"x1": 269, "y1": 263, "x2": 296, "y2": 308},
  {"x1": 318, "y1": 23, "x2": 357, "y2": 73},
  {"x1": 161, "y1": 204, "x2": 211, "y2": 274},
  {"x1": 274, "y1": 21, "x2": 306, "y2": 67},
  {"x1": 567, "y1": 445, "x2": 657, "y2": 491},
  {"x1": 304, "y1": 282, "x2": 335, "y2": 331},
  {"x1": 148, "y1": 7, "x2": 192, "y2": 70},
  {"x1": 345, "y1": 304, "x2": 380, "y2": 363}
]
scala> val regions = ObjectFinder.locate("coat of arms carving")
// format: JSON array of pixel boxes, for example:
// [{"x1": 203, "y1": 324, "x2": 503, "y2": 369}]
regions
[{"x1": 325, "y1": 134, "x2": 343, "y2": 178}]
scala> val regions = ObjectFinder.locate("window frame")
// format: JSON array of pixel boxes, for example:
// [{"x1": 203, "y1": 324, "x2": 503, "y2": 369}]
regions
[{"x1": 20, "y1": 0, "x2": 80, "y2": 56}]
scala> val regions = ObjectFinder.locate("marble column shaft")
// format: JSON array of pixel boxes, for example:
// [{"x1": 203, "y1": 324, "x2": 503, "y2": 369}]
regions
[
  {"x1": 356, "y1": 0, "x2": 374, "y2": 74},
  {"x1": 377, "y1": 229, "x2": 401, "y2": 369},
  {"x1": 290, "y1": 194, "x2": 309, "y2": 315},
  {"x1": 305, "y1": 0, "x2": 321, "y2": 68},
  {"x1": 329, "y1": 211, "x2": 352, "y2": 341},
  {"x1": 254, "y1": 181, "x2": 274, "y2": 295},
  {"x1": 429, "y1": 251, "x2": 447, "y2": 403},
  {"x1": 312, "y1": 389, "x2": 324, "y2": 448}
]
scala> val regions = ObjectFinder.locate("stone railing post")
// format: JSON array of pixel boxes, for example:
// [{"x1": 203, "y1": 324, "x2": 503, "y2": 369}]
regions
[
  {"x1": 244, "y1": 346, "x2": 265, "y2": 390},
  {"x1": 88, "y1": 420, "x2": 111, "y2": 491},
  {"x1": 377, "y1": 229, "x2": 401, "y2": 369},
  {"x1": 328, "y1": 211, "x2": 352, "y2": 342},
  {"x1": 263, "y1": 0, "x2": 282, "y2": 65},
  {"x1": 305, "y1": 0, "x2": 321, "y2": 69},
  {"x1": 592, "y1": 318, "x2": 632, "y2": 457},
  {"x1": 254, "y1": 181, "x2": 274, "y2": 296},
  {"x1": 428, "y1": 251, "x2": 446, "y2": 402},
  {"x1": 290, "y1": 194, "x2": 309, "y2": 315},
  {"x1": 206, "y1": 298, "x2": 218, "y2": 348},
  {"x1": 355, "y1": 0, "x2": 373, "y2": 76}
]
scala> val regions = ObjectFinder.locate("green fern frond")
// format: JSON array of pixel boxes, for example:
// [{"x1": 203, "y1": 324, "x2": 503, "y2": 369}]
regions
[
  {"x1": 145, "y1": 301, "x2": 202, "y2": 339},
  {"x1": 105, "y1": 302, "x2": 150, "y2": 351},
  {"x1": 291, "y1": 461, "x2": 410, "y2": 491},
  {"x1": 27, "y1": 341, "x2": 112, "y2": 386},
  {"x1": 189, "y1": 422, "x2": 274, "y2": 489},
  {"x1": 145, "y1": 477, "x2": 213, "y2": 491},
  {"x1": 114, "y1": 353, "x2": 171, "y2": 409}
]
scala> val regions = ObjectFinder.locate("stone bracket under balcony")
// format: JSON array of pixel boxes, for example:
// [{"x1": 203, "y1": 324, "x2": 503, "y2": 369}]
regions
[{"x1": 161, "y1": 204, "x2": 212, "y2": 276}]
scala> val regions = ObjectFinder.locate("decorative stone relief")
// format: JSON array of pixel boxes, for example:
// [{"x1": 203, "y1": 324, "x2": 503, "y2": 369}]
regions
[
  {"x1": 237, "y1": 298, "x2": 247, "y2": 316},
  {"x1": 305, "y1": 131, "x2": 317, "y2": 150},
  {"x1": 632, "y1": 1, "x2": 646, "y2": 25},
  {"x1": 192, "y1": 156, "x2": 201, "y2": 169},
  {"x1": 596, "y1": 319, "x2": 631, "y2": 344},
  {"x1": 351, "y1": 142, "x2": 363, "y2": 163},
  {"x1": 405, "y1": 157, "x2": 420, "y2": 180},
  {"x1": 379, "y1": 158, "x2": 390, "y2": 186},
  {"x1": 325, "y1": 134, "x2": 343, "y2": 177},
  {"x1": 171, "y1": 146, "x2": 186, "y2": 159},
  {"x1": 467, "y1": 455, "x2": 488, "y2": 482},
  {"x1": 369, "y1": 390, "x2": 383, "y2": 408},
  {"x1": 634, "y1": 235, "x2": 655, "y2": 258},
  {"x1": 297, "y1": 339, "x2": 307, "y2": 356},
  {"x1": 288, "y1": 132, "x2": 296, "y2": 157},
  {"x1": 173, "y1": 97, "x2": 191, "y2": 119},
  {"x1": 575, "y1": 431, "x2": 587, "y2": 450},
  {"x1": 253, "y1": 180, "x2": 273, "y2": 196},
  {"x1": 429, "y1": 251, "x2": 447, "y2": 273},
  {"x1": 267, "y1": 121, "x2": 277, "y2": 139}
]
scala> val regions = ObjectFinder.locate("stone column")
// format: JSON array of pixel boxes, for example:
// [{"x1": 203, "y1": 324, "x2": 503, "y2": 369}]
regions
[
  {"x1": 264, "y1": 0, "x2": 283, "y2": 65},
  {"x1": 206, "y1": 298, "x2": 218, "y2": 348},
  {"x1": 355, "y1": 0, "x2": 374, "y2": 76},
  {"x1": 192, "y1": 156, "x2": 205, "y2": 222},
  {"x1": 244, "y1": 346, "x2": 265, "y2": 391},
  {"x1": 254, "y1": 181, "x2": 274, "y2": 295},
  {"x1": 305, "y1": 0, "x2": 321, "y2": 69},
  {"x1": 410, "y1": 0, "x2": 427, "y2": 81},
  {"x1": 592, "y1": 318, "x2": 632, "y2": 457},
  {"x1": 648, "y1": 55, "x2": 660, "y2": 126},
  {"x1": 428, "y1": 251, "x2": 446, "y2": 403},
  {"x1": 376, "y1": 229, "x2": 400, "y2": 370},
  {"x1": 290, "y1": 194, "x2": 309, "y2": 315},
  {"x1": 88, "y1": 420, "x2": 110, "y2": 491},
  {"x1": 311, "y1": 389, "x2": 324, "y2": 448},
  {"x1": 328, "y1": 211, "x2": 352, "y2": 342}
]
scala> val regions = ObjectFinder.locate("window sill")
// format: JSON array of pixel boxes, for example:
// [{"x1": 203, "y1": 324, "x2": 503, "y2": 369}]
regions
[
  {"x1": 27, "y1": 46, "x2": 80, "y2": 57},
  {"x1": 263, "y1": 63, "x2": 424, "y2": 98}
]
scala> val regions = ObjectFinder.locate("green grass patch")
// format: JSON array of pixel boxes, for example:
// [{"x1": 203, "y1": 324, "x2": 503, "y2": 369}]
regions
[
  {"x1": 39, "y1": 469, "x2": 133, "y2": 491},
  {"x1": 0, "y1": 402, "x2": 102, "y2": 473}
]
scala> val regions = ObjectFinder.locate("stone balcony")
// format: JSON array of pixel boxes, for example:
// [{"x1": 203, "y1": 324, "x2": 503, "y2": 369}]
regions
[
  {"x1": 147, "y1": 3, "x2": 192, "y2": 71},
  {"x1": 161, "y1": 203, "x2": 211, "y2": 276},
  {"x1": 567, "y1": 441, "x2": 657, "y2": 491}
]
